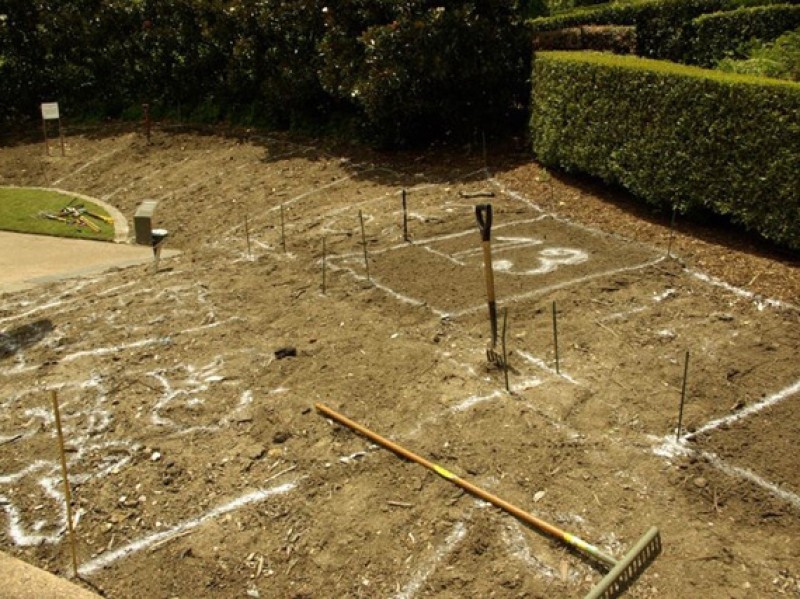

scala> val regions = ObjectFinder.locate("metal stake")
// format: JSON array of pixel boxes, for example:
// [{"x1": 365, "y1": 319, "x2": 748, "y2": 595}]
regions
[
  {"x1": 280, "y1": 203, "x2": 286, "y2": 253},
  {"x1": 676, "y1": 350, "x2": 690, "y2": 441},
  {"x1": 667, "y1": 206, "x2": 677, "y2": 258},
  {"x1": 359, "y1": 209, "x2": 370, "y2": 282},
  {"x1": 552, "y1": 300, "x2": 560, "y2": 374},
  {"x1": 322, "y1": 236, "x2": 327, "y2": 294},
  {"x1": 402, "y1": 189, "x2": 409, "y2": 242},
  {"x1": 244, "y1": 214, "x2": 251, "y2": 259},
  {"x1": 501, "y1": 308, "x2": 510, "y2": 392}
]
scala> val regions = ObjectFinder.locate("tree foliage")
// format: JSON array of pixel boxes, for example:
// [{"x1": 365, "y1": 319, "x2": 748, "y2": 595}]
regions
[{"x1": 0, "y1": 0, "x2": 530, "y2": 144}]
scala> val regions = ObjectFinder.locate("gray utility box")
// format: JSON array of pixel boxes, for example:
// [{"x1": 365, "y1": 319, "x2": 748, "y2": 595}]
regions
[{"x1": 134, "y1": 200, "x2": 168, "y2": 247}]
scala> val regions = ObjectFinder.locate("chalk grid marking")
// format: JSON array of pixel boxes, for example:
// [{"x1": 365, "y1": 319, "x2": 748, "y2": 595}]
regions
[
  {"x1": 4, "y1": 136, "x2": 800, "y2": 592},
  {"x1": 652, "y1": 376, "x2": 800, "y2": 510},
  {"x1": 326, "y1": 215, "x2": 664, "y2": 319}
]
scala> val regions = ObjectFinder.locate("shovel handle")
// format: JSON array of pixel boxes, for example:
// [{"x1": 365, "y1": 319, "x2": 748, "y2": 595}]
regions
[{"x1": 475, "y1": 204, "x2": 492, "y2": 242}]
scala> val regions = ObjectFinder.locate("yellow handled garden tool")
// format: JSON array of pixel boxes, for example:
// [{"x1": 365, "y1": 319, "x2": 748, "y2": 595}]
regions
[{"x1": 315, "y1": 403, "x2": 661, "y2": 599}]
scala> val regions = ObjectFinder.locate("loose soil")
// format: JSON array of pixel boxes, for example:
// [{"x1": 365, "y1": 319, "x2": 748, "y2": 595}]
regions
[{"x1": 1, "y1": 125, "x2": 799, "y2": 599}]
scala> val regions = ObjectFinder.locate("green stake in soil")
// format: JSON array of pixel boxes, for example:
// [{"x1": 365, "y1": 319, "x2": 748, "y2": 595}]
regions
[
  {"x1": 359, "y1": 209, "x2": 370, "y2": 282},
  {"x1": 280, "y1": 203, "x2": 287, "y2": 253},
  {"x1": 666, "y1": 206, "x2": 677, "y2": 258},
  {"x1": 501, "y1": 307, "x2": 510, "y2": 392},
  {"x1": 552, "y1": 300, "x2": 560, "y2": 374},
  {"x1": 402, "y1": 189, "x2": 409, "y2": 242},
  {"x1": 322, "y1": 236, "x2": 327, "y2": 294},
  {"x1": 676, "y1": 350, "x2": 690, "y2": 440},
  {"x1": 244, "y1": 214, "x2": 251, "y2": 259}
]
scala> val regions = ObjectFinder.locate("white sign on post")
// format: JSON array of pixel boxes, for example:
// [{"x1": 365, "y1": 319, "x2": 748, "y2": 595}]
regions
[{"x1": 41, "y1": 102, "x2": 60, "y2": 120}]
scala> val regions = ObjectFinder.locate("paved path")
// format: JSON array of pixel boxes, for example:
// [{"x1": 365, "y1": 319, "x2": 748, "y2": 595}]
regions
[{"x1": 0, "y1": 231, "x2": 178, "y2": 294}]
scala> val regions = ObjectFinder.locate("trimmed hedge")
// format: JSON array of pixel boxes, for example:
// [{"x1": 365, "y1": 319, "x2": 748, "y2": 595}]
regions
[
  {"x1": 530, "y1": 51, "x2": 800, "y2": 249},
  {"x1": 691, "y1": 4, "x2": 800, "y2": 65},
  {"x1": 533, "y1": 25, "x2": 637, "y2": 53},
  {"x1": 529, "y1": 0, "x2": 800, "y2": 61}
]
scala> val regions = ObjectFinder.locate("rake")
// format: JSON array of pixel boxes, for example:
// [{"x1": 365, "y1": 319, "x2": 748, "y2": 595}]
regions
[
  {"x1": 475, "y1": 204, "x2": 503, "y2": 367},
  {"x1": 315, "y1": 403, "x2": 661, "y2": 599}
]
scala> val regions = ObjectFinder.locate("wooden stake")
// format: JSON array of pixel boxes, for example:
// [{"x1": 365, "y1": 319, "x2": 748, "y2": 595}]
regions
[
  {"x1": 359, "y1": 209, "x2": 370, "y2": 282},
  {"x1": 402, "y1": 189, "x2": 409, "y2": 242},
  {"x1": 322, "y1": 236, "x2": 327, "y2": 294},
  {"x1": 143, "y1": 103, "x2": 151, "y2": 144},
  {"x1": 58, "y1": 117, "x2": 66, "y2": 157},
  {"x1": 51, "y1": 390, "x2": 78, "y2": 578},
  {"x1": 501, "y1": 307, "x2": 510, "y2": 392},
  {"x1": 552, "y1": 300, "x2": 560, "y2": 374},
  {"x1": 43, "y1": 118, "x2": 51, "y2": 157},
  {"x1": 244, "y1": 214, "x2": 251, "y2": 259},
  {"x1": 280, "y1": 203, "x2": 286, "y2": 253},
  {"x1": 676, "y1": 350, "x2": 690, "y2": 441}
]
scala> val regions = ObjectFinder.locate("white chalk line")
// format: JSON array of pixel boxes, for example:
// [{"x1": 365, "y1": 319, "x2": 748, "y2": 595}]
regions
[
  {"x1": 685, "y1": 376, "x2": 800, "y2": 441},
  {"x1": 688, "y1": 270, "x2": 799, "y2": 313},
  {"x1": 78, "y1": 480, "x2": 300, "y2": 577},
  {"x1": 101, "y1": 157, "x2": 191, "y2": 201},
  {"x1": 517, "y1": 350, "x2": 580, "y2": 386},
  {"x1": 393, "y1": 521, "x2": 468, "y2": 599},
  {"x1": 491, "y1": 175, "x2": 798, "y2": 315},
  {"x1": 449, "y1": 256, "x2": 667, "y2": 318},
  {"x1": 647, "y1": 377, "x2": 800, "y2": 510},
  {"x1": 501, "y1": 520, "x2": 566, "y2": 581},
  {"x1": 51, "y1": 144, "x2": 128, "y2": 186},
  {"x1": 652, "y1": 438, "x2": 800, "y2": 511}
]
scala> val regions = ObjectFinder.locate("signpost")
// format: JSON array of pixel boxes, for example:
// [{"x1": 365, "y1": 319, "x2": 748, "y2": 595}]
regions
[{"x1": 40, "y1": 102, "x2": 65, "y2": 157}]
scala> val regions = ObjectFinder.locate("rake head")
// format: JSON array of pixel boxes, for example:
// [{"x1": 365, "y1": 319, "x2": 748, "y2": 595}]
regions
[{"x1": 584, "y1": 527, "x2": 662, "y2": 599}]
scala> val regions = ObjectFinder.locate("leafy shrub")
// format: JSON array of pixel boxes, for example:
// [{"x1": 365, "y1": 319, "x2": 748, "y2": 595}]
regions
[
  {"x1": 318, "y1": 2, "x2": 531, "y2": 146},
  {"x1": 690, "y1": 4, "x2": 800, "y2": 65},
  {"x1": 1, "y1": 0, "x2": 531, "y2": 145},
  {"x1": 530, "y1": 51, "x2": 800, "y2": 249},
  {"x1": 717, "y1": 26, "x2": 800, "y2": 79}
]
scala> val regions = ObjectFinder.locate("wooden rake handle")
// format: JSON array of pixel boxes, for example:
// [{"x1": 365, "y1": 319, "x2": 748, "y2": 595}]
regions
[{"x1": 315, "y1": 403, "x2": 618, "y2": 568}]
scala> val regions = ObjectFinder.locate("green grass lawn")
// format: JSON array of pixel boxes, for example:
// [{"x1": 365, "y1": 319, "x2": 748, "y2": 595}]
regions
[{"x1": 0, "y1": 187, "x2": 115, "y2": 241}]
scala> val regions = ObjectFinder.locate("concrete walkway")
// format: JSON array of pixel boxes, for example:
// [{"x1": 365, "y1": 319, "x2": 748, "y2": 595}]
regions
[
  {"x1": 0, "y1": 231, "x2": 178, "y2": 294},
  {"x1": 0, "y1": 551, "x2": 102, "y2": 599}
]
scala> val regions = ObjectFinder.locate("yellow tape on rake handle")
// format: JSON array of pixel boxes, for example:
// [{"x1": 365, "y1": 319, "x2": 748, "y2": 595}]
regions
[{"x1": 315, "y1": 403, "x2": 618, "y2": 569}]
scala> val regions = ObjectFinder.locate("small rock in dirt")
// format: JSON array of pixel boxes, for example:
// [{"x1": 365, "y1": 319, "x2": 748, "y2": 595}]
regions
[
  {"x1": 273, "y1": 431, "x2": 291, "y2": 444},
  {"x1": 267, "y1": 447, "x2": 283, "y2": 458},
  {"x1": 533, "y1": 490, "x2": 546, "y2": 502},
  {"x1": 711, "y1": 312, "x2": 734, "y2": 322},
  {"x1": 274, "y1": 347, "x2": 297, "y2": 360},
  {"x1": 247, "y1": 444, "x2": 266, "y2": 461},
  {"x1": 693, "y1": 477, "x2": 708, "y2": 489},
  {"x1": 151, "y1": 451, "x2": 162, "y2": 462}
]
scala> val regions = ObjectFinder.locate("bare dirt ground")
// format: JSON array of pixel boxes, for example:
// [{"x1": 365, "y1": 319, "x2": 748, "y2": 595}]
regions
[{"x1": 1, "y1": 125, "x2": 799, "y2": 599}]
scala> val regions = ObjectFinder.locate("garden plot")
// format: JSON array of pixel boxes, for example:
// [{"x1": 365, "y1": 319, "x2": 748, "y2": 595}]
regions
[
  {"x1": 330, "y1": 216, "x2": 659, "y2": 317},
  {"x1": 2, "y1": 128, "x2": 800, "y2": 598}
]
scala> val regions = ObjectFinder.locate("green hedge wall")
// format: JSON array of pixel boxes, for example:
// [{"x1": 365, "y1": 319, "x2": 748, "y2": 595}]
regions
[
  {"x1": 530, "y1": 51, "x2": 800, "y2": 249},
  {"x1": 529, "y1": 0, "x2": 800, "y2": 61},
  {"x1": 691, "y1": 4, "x2": 800, "y2": 65}
]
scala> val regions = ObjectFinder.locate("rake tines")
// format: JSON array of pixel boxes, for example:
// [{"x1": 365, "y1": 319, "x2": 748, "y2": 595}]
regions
[{"x1": 584, "y1": 527, "x2": 662, "y2": 599}]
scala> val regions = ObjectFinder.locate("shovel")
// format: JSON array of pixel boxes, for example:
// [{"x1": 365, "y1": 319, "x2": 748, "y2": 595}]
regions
[{"x1": 476, "y1": 204, "x2": 502, "y2": 366}]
